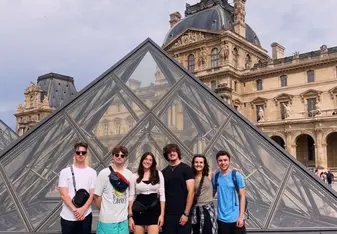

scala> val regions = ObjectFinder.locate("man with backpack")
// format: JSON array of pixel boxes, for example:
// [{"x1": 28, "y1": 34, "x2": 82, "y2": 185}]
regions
[{"x1": 212, "y1": 150, "x2": 246, "y2": 234}]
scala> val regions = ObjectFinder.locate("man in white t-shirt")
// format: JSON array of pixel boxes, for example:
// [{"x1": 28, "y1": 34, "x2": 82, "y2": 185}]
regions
[
  {"x1": 94, "y1": 145, "x2": 133, "y2": 234},
  {"x1": 58, "y1": 141, "x2": 97, "y2": 234}
]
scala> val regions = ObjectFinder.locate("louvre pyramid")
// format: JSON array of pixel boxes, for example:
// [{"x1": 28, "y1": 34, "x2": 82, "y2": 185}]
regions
[
  {"x1": 0, "y1": 38, "x2": 337, "y2": 233},
  {"x1": 0, "y1": 120, "x2": 17, "y2": 152}
]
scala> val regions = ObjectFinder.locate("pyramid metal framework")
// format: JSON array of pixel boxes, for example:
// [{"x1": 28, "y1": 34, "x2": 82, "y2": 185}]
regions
[
  {"x1": 0, "y1": 120, "x2": 17, "y2": 152},
  {"x1": 0, "y1": 38, "x2": 337, "y2": 234}
]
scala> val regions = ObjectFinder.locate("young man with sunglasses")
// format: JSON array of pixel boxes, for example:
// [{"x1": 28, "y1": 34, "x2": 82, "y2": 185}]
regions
[
  {"x1": 58, "y1": 141, "x2": 97, "y2": 234},
  {"x1": 94, "y1": 146, "x2": 133, "y2": 234}
]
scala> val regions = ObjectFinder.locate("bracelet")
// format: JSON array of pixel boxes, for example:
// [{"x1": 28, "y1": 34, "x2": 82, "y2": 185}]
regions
[{"x1": 128, "y1": 214, "x2": 133, "y2": 219}]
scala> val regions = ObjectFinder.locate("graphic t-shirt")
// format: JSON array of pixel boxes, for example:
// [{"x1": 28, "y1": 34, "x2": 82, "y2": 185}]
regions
[
  {"x1": 94, "y1": 167, "x2": 133, "y2": 223},
  {"x1": 58, "y1": 165, "x2": 97, "y2": 221},
  {"x1": 212, "y1": 170, "x2": 245, "y2": 223}
]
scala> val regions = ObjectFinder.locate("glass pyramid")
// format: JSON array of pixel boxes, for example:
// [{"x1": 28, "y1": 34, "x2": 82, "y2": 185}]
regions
[
  {"x1": 0, "y1": 38, "x2": 336, "y2": 233},
  {"x1": 0, "y1": 120, "x2": 17, "y2": 152}
]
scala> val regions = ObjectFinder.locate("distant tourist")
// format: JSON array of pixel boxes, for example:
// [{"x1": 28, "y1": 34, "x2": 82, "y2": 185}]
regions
[
  {"x1": 325, "y1": 169, "x2": 335, "y2": 188},
  {"x1": 94, "y1": 146, "x2": 132, "y2": 234},
  {"x1": 213, "y1": 150, "x2": 247, "y2": 234},
  {"x1": 58, "y1": 141, "x2": 97, "y2": 234},
  {"x1": 161, "y1": 143, "x2": 195, "y2": 234},
  {"x1": 128, "y1": 152, "x2": 165, "y2": 234},
  {"x1": 190, "y1": 154, "x2": 217, "y2": 234}
]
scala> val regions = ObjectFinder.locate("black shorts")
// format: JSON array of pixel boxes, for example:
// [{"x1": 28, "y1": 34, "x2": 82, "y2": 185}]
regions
[
  {"x1": 217, "y1": 220, "x2": 246, "y2": 234},
  {"x1": 162, "y1": 214, "x2": 191, "y2": 234}
]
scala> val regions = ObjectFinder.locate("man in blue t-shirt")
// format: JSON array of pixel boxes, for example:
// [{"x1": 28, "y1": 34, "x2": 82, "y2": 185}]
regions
[{"x1": 212, "y1": 150, "x2": 246, "y2": 234}]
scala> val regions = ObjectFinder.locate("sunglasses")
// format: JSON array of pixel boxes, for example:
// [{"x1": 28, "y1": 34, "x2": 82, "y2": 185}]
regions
[
  {"x1": 114, "y1": 153, "x2": 125, "y2": 158},
  {"x1": 76, "y1": 151, "x2": 87, "y2": 156}
]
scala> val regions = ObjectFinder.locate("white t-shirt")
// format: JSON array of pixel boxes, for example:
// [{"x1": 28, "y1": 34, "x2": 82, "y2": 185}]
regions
[
  {"x1": 58, "y1": 165, "x2": 97, "y2": 221},
  {"x1": 129, "y1": 171, "x2": 165, "y2": 202},
  {"x1": 94, "y1": 167, "x2": 133, "y2": 223}
]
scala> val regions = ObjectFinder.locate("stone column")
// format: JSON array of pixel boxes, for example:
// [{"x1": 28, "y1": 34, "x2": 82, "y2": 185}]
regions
[
  {"x1": 285, "y1": 131, "x2": 294, "y2": 156},
  {"x1": 315, "y1": 129, "x2": 325, "y2": 168}
]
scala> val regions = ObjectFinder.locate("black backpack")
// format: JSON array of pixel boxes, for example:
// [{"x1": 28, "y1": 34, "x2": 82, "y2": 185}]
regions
[{"x1": 214, "y1": 170, "x2": 249, "y2": 219}]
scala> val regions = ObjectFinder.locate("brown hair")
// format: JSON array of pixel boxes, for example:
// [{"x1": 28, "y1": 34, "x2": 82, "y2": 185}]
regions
[
  {"x1": 192, "y1": 154, "x2": 210, "y2": 176},
  {"x1": 111, "y1": 145, "x2": 128, "y2": 157},
  {"x1": 216, "y1": 150, "x2": 231, "y2": 160},
  {"x1": 136, "y1": 152, "x2": 159, "y2": 185},
  {"x1": 74, "y1": 141, "x2": 88, "y2": 150},
  {"x1": 163, "y1": 143, "x2": 181, "y2": 161}
]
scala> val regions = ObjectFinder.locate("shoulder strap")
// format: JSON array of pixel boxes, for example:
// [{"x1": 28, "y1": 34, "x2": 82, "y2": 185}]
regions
[
  {"x1": 109, "y1": 165, "x2": 114, "y2": 173},
  {"x1": 193, "y1": 176, "x2": 205, "y2": 205},
  {"x1": 232, "y1": 170, "x2": 239, "y2": 193},
  {"x1": 214, "y1": 171, "x2": 220, "y2": 190},
  {"x1": 70, "y1": 166, "x2": 77, "y2": 193}
]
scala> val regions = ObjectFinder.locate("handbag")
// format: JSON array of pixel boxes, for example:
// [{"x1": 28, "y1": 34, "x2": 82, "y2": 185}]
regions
[
  {"x1": 132, "y1": 198, "x2": 159, "y2": 214},
  {"x1": 108, "y1": 166, "x2": 129, "y2": 193},
  {"x1": 70, "y1": 166, "x2": 90, "y2": 208}
]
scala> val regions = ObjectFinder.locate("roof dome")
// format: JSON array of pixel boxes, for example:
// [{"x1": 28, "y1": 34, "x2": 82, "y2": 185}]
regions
[{"x1": 163, "y1": 1, "x2": 260, "y2": 47}]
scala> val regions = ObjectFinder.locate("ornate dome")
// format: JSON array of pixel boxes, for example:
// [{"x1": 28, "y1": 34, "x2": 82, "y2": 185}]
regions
[{"x1": 163, "y1": 1, "x2": 260, "y2": 47}]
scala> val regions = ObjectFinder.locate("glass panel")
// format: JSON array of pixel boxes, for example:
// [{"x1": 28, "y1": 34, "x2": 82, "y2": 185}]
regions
[
  {"x1": 1, "y1": 117, "x2": 101, "y2": 228},
  {"x1": 87, "y1": 93, "x2": 145, "y2": 150},
  {"x1": 114, "y1": 51, "x2": 177, "y2": 109},
  {"x1": 0, "y1": 120, "x2": 17, "y2": 151},
  {"x1": 209, "y1": 117, "x2": 290, "y2": 226},
  {"x1": 0, "y1": 176, "x2": 27, "y2": 231},
  {"x1": 66, "y1": 78, "x2": 116, "y2": 123},
  {"x1": 269, "y1": 167, "x2": 337, "y2": 228}
]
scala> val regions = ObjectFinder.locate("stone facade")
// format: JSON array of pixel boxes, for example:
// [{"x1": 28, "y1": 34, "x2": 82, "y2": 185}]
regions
[
  {"x1": 15, "y1": 82, "x2": 54, "y2": 136},
  {"x1": 162, "y1": 0, "x2": 337, "y2": 169}
]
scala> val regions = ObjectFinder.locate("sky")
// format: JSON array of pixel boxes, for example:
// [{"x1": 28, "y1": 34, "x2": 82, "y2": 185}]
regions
[{"x1": 1, "y1": 0, "x2": 337, "y2": 130}]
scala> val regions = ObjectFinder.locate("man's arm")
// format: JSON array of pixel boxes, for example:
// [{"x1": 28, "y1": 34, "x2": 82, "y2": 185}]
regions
[
  {"x1": 238, "y1": 187, "x2": 246, "y2": 219},
  {"x1": 59, "y1": 187, "x2": 77, "y2": 212},
  {"x1": 184, "y1": 178, "x2": 195, "y2": 215},
  {"x1": 94, "y1": 195, "x2": 102, "y2": 209}
]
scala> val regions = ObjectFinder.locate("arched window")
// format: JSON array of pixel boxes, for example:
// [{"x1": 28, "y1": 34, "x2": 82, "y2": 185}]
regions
[
  {"x1": 211, "y1": 48, "x2": 219, "y2": 68},
  {"x1": 233, "y1": 47, "x2": 239, "y2": 68},
  {"x1": 187, "y1": 54, "x2": 195, "y2": 72}
]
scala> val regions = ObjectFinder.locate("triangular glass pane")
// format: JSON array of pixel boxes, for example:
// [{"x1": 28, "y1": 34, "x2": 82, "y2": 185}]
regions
[
  {"x1": 114, "y1": 50, "x2": 180, "y2": 109},
  {"x1": 269, "y1": 167, "x2": 337, "y2": 228},
  {"x1": 1, "y1": 117, "x2": 101, "y2": 228},
  {"x1": 208, "y1": 117, "x2": 291, "y2": 227},
  {"x1": 0, "y1": 176, "x2": 27, "y2": 231},
  {"x1": 0, "y1": 120, "x2": 17, "y2": 151},
  {"x1": 154, "y1": 80, "x2": 229, "y2": 153},
  {"x1": 80, "y1": 92, "x2": 145, "y2": 150}
]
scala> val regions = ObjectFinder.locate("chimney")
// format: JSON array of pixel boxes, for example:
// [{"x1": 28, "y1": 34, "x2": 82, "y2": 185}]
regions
[
  {"x1": 271, "y1": 42, "x2": 285, "y2": 60},
  {"x1": 169, "y1": 12, "x2": 181, "y2": 28},
  {"x1": 233, "y1": 0, "x2": 246, "y2": 37}
]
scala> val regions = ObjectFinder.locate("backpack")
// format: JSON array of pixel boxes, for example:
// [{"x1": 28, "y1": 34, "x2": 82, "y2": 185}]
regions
[{"x1": 214, "y1": 170, "x2": 249, "y2": 219}]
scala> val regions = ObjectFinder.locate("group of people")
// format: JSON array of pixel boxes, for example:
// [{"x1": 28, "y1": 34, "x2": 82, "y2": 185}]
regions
[
  {"x1": 58, "y1": 141, "x2": 247, "y2": 234},
  {"x1": 315, "y1": 168, "x2": 335, "y2": 188}
]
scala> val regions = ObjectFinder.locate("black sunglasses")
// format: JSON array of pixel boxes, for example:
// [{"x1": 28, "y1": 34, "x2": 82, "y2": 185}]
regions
[
  {"x1": 114, "y1": 153, "x2": 125, "y2": 158},
  {"x1": 76, "y1": 151, "x2": 87, "y2": 156}
]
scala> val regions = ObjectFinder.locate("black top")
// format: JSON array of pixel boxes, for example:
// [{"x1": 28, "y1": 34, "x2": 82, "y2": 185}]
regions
[{"x1": 162, "y1": 162, "x2": 194, "y2": 215}]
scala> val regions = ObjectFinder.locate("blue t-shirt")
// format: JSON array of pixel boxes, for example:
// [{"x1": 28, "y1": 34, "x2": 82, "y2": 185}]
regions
[{"x1": 212, "y1": 170, "x2": 245, "y2": 223}]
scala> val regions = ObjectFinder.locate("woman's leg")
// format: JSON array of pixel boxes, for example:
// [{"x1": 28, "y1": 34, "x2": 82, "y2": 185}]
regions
[
  {"x1": 147, "y1": 224, "x2": 160, "y2": 234},
  {"x1": 134, "y1": 225, "x2": 146, "y2": 234}
]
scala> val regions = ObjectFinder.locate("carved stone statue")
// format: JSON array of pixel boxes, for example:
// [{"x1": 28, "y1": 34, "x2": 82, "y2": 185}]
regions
[
  {"x1": 314, "y1": 102, "x2": 322, "y2": 116},
  {"x1": 258, "y1": 107, "x2": 265, "y2": 122},
  {"x1": 173, "y1": 54, "x2": 183, "y2": 64},
  {"x1": 282, "y1": 102, "x2": 292, "y2": 119},
  {"x1": 16, "y1": 104, "x2": 24, "y2": 113},
  {"x1": 198, "y1": 47, "x2": 208, "y2": 69},
  {"x1": 220, "y1": 42, "x2": 229, "y2": 63},
  {"x1": 293, "y1": 51, "x2": 300, "y2": 59},
  {"x1": 173, "y1": 31, "x2": 207, "y2": 47},
  {"x1": 245, "y1": 55, "x2": 252, "y2": 69}
]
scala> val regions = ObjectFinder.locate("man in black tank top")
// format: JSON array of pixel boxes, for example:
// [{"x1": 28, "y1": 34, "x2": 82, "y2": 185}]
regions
[{"x1": 161, "y1": 144, "x2": 195, "y2": 234}]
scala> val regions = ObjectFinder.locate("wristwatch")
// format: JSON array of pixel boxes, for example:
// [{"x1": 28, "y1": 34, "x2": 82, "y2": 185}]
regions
[{"x1": 183, "y1": 212, "x2": 189, "y2": 217}]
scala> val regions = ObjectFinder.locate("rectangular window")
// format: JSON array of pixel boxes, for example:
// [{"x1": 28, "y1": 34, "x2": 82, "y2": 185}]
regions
[
  {"x1": 234, "y1": 81, "x2": 237, "y2": 91},
  {"x1": 280, "y1": 75, "x2": 287, "y2": 87},
  {"x1": 211, "y1": 80, "x2": 217, "y2": 90},
  {"x1": 256, "y1": 79, "x2": 263, "y2": 91},
  {"x1": 307, "y1": 70, "x2": 315, "y2": 83},
  {"x1": 307, "y1": 98, "x2": 316, "y2": 117}
]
